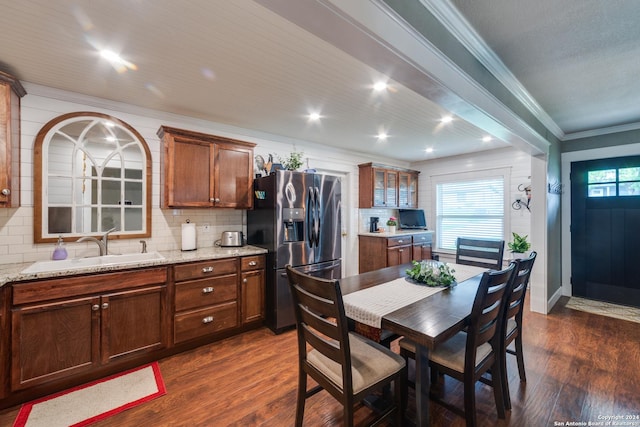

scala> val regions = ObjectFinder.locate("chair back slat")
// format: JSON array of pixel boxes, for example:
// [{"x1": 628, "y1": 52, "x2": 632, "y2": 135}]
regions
[
  {"x1": 465, "y1": 262, "x2": 515, "y2": 371},
  {"x1": 504, "y1": 251, "x2": 537, "y2": 332},
  {"x1": 286, "y1": 265, "x2": 350, "y2": 375},
  {"x1": 456, "y1": 237, "x2": 505, "y2": 269}
]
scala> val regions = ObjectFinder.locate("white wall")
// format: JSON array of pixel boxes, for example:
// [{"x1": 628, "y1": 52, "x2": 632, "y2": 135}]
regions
[
  {"x1": 0, "y1": 83, "x2": 411, "y2": 270},
  {"x1": 411, "y1": 146, "x2": 533, "y2": 260}
]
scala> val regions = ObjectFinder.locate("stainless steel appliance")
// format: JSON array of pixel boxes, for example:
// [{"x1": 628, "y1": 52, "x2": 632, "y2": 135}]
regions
[
  {"x1": 220, "y1": 231, "x2": 244, "y2": 247},
  {"x1": 247, "y1": 170, "x2": 341, "y2": 333}
]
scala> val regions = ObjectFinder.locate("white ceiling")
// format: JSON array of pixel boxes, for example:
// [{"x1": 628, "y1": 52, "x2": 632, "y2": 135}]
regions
[{"x1": 0, "y1": 0, "x2": 638, "y2": 162}]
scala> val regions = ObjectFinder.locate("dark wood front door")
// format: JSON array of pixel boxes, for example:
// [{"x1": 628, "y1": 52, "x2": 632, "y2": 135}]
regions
[{"x1": 571, "y1": 156, "x2": 640, "y2": 307}]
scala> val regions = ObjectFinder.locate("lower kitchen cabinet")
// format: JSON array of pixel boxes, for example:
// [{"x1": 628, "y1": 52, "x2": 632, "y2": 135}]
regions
[
  {"x1": 412, "y1": 233, "x2": 433, "y2": 261},
  {"x1": 2, "y1": 253, "x2": 266, "y2": 408},
  {"x1": 359, "y1": 232, "x2": 434, "y2": 273},
  {"x1": 173, "y1": 258, "x2": 240, "y2": 344},
  {"x1": 10, "y1": 268, "x2": 168, "y2": 391},
  {"x1": 241, "y1": 255, "x2": 265, "y2": 324}
]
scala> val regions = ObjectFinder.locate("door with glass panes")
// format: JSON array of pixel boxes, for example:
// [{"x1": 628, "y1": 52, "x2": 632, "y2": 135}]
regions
[{"x1": 570, "y1": 156, "x2": 640, "y2": 307}]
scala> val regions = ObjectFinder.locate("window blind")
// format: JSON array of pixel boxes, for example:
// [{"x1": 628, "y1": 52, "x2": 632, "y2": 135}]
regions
[{"x1": 436, "y1": 177, "x2": 504, "y2": 251}]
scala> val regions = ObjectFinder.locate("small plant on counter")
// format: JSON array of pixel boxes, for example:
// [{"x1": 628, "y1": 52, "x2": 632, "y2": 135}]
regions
[
  {"x1": 386, "y1": 217, "x2": 397, "y2": 226},
  {"x1": 507, "y1": 232, "x2": 531, "y2": 253},
  {"x1": 406, "y1": 260, "x2": 456, "y2": 287},
  {"x1": 279, "y1": 150, "x2": 304, "y2": 171}
]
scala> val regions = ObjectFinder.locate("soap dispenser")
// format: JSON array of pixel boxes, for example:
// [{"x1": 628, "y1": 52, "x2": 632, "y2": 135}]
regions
[{"x1": 51, "y1": 235, "x2": 68, "y2": 260}]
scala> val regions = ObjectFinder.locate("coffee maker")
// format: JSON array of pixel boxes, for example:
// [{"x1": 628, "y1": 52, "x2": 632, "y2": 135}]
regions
[{"x1": 369, "y1": 217, "x2": 380, "y2": 232}]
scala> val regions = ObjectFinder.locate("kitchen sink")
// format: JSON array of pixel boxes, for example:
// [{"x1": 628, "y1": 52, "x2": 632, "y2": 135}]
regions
[{"x1": 21, "y1": 252, "x2": 166, "y2": 274}]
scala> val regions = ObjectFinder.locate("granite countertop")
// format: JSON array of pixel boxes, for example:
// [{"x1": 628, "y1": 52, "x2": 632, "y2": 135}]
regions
[
  {"x1": 359, "y1": 229, "x2": 434, "y2": 237},
  {"x1": 0, "y1": 245, "x2": 268, "y2": 286}
]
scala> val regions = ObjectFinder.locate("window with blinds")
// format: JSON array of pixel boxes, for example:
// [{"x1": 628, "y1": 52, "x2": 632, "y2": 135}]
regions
[{"x1": 436, "y1": 177, "x2": 505, "y2": 251}]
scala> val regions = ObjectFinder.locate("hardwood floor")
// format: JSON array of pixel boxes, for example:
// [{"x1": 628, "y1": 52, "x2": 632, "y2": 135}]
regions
[{"x1": 0, "y1": 295, "x2": 638, "y2": 426}]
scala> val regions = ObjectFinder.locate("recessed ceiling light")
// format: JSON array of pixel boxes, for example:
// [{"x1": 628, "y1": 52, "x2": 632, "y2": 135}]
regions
[
  {"x1": 99, "y1": 49, "x2": 137, "y2": 72},
  {"x1": 373, "y1": 81, "x2": 388, "y2": 92},
  {"x1": 482, "y1": 136, "x2": 493, "y2": 142},
  {"x1": 308, "y1": 112, "x2": 321, "y2": 122},
  {"x1": 377, "y1": 132, "x2": 388, "y2": 141},
  {"x1": 440, "y1": 116, "x2": 453, "y2": 124},
  {"x1": 425, "y1": 147, "x2": 434, "y2": 153}
]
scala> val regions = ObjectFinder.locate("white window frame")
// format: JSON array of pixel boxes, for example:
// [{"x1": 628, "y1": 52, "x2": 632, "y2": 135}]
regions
[{"x1": 431, "y1": 168, "x2": 511, "y2": 254}]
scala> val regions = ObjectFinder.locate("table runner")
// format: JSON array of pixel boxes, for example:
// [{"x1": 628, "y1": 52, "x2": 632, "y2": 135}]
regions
[{"x1": 343, "y1": 263, "x2": 486, "y2": 328}]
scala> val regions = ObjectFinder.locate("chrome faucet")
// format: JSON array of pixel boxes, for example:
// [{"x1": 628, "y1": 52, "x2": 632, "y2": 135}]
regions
[
  {"x1": 102, "y1": 227, "x2": 117, "y2": 255},
  {"x1": 139, "y1": 240, "x2": 147, "y2": 253},
  {"x1": 76, "y1": 227, "x2": 117, "y2": 256},
  {"x1": 76, "y1": 236, "x2": 106, "y2": 256}
]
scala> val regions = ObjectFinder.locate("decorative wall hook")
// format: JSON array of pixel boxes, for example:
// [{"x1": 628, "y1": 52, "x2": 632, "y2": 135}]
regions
[{"x1": 513, "y1": 183, "x2": 531, "y2": 211}]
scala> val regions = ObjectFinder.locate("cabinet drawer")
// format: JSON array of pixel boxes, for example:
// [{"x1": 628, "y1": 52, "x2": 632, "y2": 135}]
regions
[
  {"x1": 412, "y1": 233, "x2": 432, "y2": 244},
  {"x1": 12, "y1": 268, "x2": 168, "y2": 305},
  {"x1": 174, "y1": 259, "x2": 237, "y2": 282},
  {"x1": 387, "y1": 236, "x2": 411, "y2": 247},
  {"x1": 241, "y1": 255, "x2": 265, "y2": 271},
  {"x1": 174, "y1": 301, "x2": 238, "y2": 343},
  {"x1": 175, "y1": 274, "x2": 237, "y2": 311}
]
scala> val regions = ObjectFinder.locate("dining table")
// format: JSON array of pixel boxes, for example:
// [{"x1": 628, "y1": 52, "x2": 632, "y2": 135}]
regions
[{"x1": 340, "y1": 262, "x2": 488, "y2": 427}]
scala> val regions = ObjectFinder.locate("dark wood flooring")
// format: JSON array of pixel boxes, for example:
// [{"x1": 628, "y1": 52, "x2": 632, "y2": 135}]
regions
[{"x1": 0, "y1": 296, "x2": 638, "y2": 426}]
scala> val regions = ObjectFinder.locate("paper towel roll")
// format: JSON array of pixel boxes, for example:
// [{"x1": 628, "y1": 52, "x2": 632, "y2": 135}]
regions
[{"x1": 181, "y1": 222, "x2": 197, "y2": 251}]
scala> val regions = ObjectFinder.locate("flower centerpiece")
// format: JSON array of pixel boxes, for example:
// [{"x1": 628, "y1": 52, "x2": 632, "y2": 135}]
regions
[
  {"x1": 406, "y1": 260, "x2": 456, "y2": 287},
  {"x1": 386, "y1": 216, "x2": 397, "y2": 233}
]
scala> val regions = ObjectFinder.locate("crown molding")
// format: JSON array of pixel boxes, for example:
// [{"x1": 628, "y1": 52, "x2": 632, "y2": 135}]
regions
[
  {"x1": 562, "y1": 121, "x2": 640, "y2": 141},
  {"x1": 419, "y1": 0, "x2": 565, "y2": 140}
]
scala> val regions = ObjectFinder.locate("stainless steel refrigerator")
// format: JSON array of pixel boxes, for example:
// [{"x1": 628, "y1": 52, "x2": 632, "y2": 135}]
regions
[{"x1": 247, "y1": 170, "x2": 342, "y2": 333}]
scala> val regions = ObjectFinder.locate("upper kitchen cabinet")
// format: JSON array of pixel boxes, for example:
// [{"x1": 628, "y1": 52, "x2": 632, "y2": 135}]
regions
[
  {"x1": 158, "y1": 127, "x2": 256, "y2": 209},
  {"x1": 0, "y1": 72, "x2": 26, "y2": 208},
  {"x1": 358, "y1": 163, "x2": 419, "y2": 208}
]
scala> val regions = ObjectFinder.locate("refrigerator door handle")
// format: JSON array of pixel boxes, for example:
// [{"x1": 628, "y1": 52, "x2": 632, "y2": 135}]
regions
[
  {"x1": 314, "y1": 186, "x2": 321, "y2": 247},
  {"x1": 307, "y1": 186, "x2": 315, "y2": 245}
]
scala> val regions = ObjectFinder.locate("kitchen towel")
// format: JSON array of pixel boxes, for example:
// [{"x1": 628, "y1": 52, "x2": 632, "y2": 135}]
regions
[{"x1": 181, "y1": 221, "x2": 196, "y2": 251}]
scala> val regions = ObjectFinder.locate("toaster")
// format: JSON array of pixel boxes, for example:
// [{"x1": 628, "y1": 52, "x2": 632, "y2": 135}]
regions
[{"x1": 220, "y1": 231, "x2": 245, "y2": 247}]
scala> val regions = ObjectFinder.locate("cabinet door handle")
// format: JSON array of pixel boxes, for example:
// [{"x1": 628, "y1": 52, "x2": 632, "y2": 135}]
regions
[
  {"x1": 399, "y1": 249, "x2": 404, "y2": 252},
  {"x1": 202, "y1": 287, "x2": 214, "y2": 294},
  {"x1": 248, "y1": 261, "x2": 257, "y2": 266},
  {"x1": 243, "y1": 278, "x2": 248, "y2": 283},
  {"x1": 92, "y1": 304, "x2": 100, "y2": 311},
  {"x1": 102, "y1": 302, "x2": 109, "y2": 309},
  {"x1": 398, "y1": 240, "x2": 404, "y2": 243},
  {"x1": 201, "y1": 266, "x2": 214, "y2": 273},
  {"x1": 202, "y1": 316, "x2": 214, "y2": 324},
  {"x1": 209, "y1": 198, "x2": 221, "y2": 203},
  {"x1": 1, "y1": 189, "x2": 9, "y2": 196}
]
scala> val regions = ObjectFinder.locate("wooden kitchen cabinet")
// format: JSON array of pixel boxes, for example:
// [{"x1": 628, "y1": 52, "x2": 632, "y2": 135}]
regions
[
  {"x1": 412, "y1": 232, "x2": 433, "y2": 261},
  {"x1": 399, "y1": 171, "x2": 418, "y2": 208},
  {"x1": 10, "y1": 268, "x2": 168, "y2": 391},
  {"x1": 386, "y1": 237, "x2": 412, "y2": 267},
  {"x1": 358, "y1": 163, "x2": 419, "y2": 208},
  {"x1": 0, "y1": 72, "x2": 26, "y2": 208},
  {"x1": 158, "y1": 126, "x2": 256, "y2": 209},
  {"x1": 173, "y1": 258, "x2": 239, "y2": 344},
  {"x1": 359, "y1": 234, "x2": 411, "y2": 273},
  {"x1": 359, "y1": 232, "x2": 434, "y2": 273},
  {"x1": 240, "y1": 255, "x2": 265, "y2": 324}
]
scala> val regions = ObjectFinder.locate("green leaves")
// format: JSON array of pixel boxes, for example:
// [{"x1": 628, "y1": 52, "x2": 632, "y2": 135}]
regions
[
  {"x1": 406, "y1": 260, "x2": 456, "y2": 287},
  {"x1": 508, "y1": 232, "x2": 531, "y2": 253}
]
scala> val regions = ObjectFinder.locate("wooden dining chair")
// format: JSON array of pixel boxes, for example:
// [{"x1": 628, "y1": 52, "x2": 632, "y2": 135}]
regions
[
  {"x1": 285, "y1": 265, "x2": 407, "y2": 427},
  {"x1": 456, "y1": 237, "x2": 505, "y2": 270},
  {"x1": 499, "y1": 251, "x2": 537, "y2": 409},
  {"x1": 399, "y1": 262, "x2": 516, "y2": 427}
]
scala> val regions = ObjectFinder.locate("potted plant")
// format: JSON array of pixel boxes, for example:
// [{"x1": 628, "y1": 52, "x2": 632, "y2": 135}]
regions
[
  {"x1": 386, "y1": 216, "x2": 397, "y2": 233},
  {"x1": 507, "y1": 232, "x2": 531, "y2": 257},
  {"x1": 279, "y1": 151, "x2": 304, "y2": 171}
]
